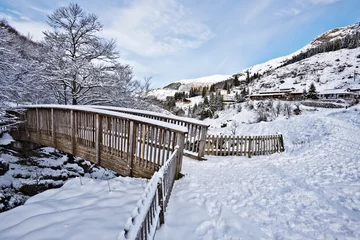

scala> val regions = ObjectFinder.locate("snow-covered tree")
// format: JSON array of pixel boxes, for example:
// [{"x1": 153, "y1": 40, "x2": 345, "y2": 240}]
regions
[
  {"x1": 42, "y1": 3, "x2": 133, "y2": 105},
  {"x1": 307, "y1": 83, "x2": 318, "y2": 99}
]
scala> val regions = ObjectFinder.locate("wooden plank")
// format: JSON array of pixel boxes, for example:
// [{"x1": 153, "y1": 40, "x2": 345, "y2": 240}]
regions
[
  {"x1": 51, "y1": 108, "x2": 56, "y2": 146},
  {"x1": 71, "y1": 110, "x2": 76, "y2": 155},
  {"x1": 248, "y1": 136, "x2": 252, "y2": 158},
  {"x1": 127, "y1": 121, "x2": 137, "y2": 177},
  {"x1": 95, "y1": 114, "x2": 102, "y2": 165},
  {"x1": 198, "y1": 126, "x2": 208, "y2": 158}
]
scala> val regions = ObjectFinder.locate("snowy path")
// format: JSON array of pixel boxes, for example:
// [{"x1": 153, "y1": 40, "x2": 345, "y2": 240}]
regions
[{"x1": 156, "y1": 109, "x2": 360, "y2": 240}]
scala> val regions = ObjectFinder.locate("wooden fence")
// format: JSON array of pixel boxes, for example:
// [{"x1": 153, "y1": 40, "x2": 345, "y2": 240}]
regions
[
  {"x1": 205, "y1": 134, "x2": 284, "y2": 157},
  {"x1": 119, "y1": 147, "x2": 180, "y2": 240},
  {"x1": 11, "y1": 105, "x2": 187, "y2": 179},
  {"x1": 88, "y1": 106, "x2": 209, "y2": 159}
]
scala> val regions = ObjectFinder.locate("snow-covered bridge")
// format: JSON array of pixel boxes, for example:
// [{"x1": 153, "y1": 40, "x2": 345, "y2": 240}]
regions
[{"x1": 8, "y1": 105, "x2": 192, "y2": 179}]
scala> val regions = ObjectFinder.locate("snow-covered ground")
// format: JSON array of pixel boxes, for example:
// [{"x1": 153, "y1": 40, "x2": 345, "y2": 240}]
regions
[
  {"x1": 156, "y1": 106, "x2": 360, "y2": 240},
  {"x1": 0, "y1": 177, "x2": 146, "y2": 240},
  {"x1": 1, "y1": 105, "x2": 360, "y2": 239}
]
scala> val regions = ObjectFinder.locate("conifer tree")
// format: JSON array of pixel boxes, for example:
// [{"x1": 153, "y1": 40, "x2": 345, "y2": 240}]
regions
[{"x1": 307, "y1": 83, "x2": 318, "y2": 99}]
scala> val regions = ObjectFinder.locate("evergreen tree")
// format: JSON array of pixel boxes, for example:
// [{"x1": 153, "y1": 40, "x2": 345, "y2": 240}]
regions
[
  {"x1": 246, "y1": 70, "x2": 250, "y2": 84},
  {"x1": 223, "y1": 81, "x2": 228, "y2": 90},
  {"x1": 202, "y1": 87, "x2": 207, "y2": 98},
  {"x1": 233, "y1": 75, "x2": 240, "y2": 86},
  {"x1": 307, "y1": 83, "x2": 318, "y2": 99},
  {"x1": 209, "y1": 84, "x2": 215, "y2": 92},
  {"x1": 203, "y1": 95, "x2": 209, "y2": 105}
]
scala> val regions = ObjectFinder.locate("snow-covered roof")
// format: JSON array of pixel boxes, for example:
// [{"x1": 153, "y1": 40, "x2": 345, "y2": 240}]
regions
[{"x1": 318, "y1": 89, "x2": 355, "y2": 95}]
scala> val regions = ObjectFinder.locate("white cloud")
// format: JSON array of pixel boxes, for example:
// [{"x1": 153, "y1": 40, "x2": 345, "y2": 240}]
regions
[
  {"x1": 0, "y1": 11, "x2": 49, "y2": 41},
  {"x1": 309, "y1": 0, "x2": 341, "y2": 4},
  {"x1": 101, "y1": 0, "x2": 213, "y2": 57},
  {"x1": 275, "y1": 8, "x2": 302, "y2": 17}
]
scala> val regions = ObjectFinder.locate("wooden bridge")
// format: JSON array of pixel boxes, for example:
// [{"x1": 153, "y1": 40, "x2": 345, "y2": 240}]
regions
[{"x1": 10, "y1": 105, "x2": 192, "y2": 178}]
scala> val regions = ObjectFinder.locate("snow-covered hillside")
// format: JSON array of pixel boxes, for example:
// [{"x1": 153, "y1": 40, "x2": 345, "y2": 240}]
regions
[
  {"x1": 148, "y1": 75, "x2": 231, "y2": 100},
  {"x1": 249, "y1": 48, "x2": 360, "y2": 93},
  {"x1": 149, "y1": 22, "x2": 360, "y2": 101}
]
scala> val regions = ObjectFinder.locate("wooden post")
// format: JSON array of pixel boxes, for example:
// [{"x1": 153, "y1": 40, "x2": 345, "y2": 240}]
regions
[
  {"x1": 175, "y1": 134, "x2": 185, "y2": 178},
  {"x1": 279, "y1": 134, "x2": 285, "y2": 152},
  {"x1": 198, "y1": 126, "x2": 208, "y2": 159},
  {"x1": 157, "y1": 182, "x2": 165, "y2": 225},
  {"x1": 248, "y1": 136, "x2": 252, "y2": 158},
  {"x1": 71, "y1": 110, "x2": 76, "y2": 155},
  {"x1": 51, "y1": 108, "x2": 56, "y2": 147},
  {"x1": 95, "y1": 114, "x2": 103, "y2": 165},
  {"x1": 127, "y1": 121, "x2": 137, "y2": 177}
]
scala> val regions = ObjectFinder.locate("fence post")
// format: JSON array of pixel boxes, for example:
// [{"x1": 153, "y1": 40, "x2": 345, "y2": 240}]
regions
[
  {"x1": 175, "y1": 134, "x2": 185, "y2": 178},
  {"x1": 71, "y1": 110, "x2": 76, "y2": 155},
  {"x1": 127, "y1": 121, "x2": 137, "y2": 177},
  {"x1": 157, "y1": 181, "x2": 165, "y2": 225},
  {"x1": 279, "y1": 134, "x2": 285, "y2": 152},
  {"x1": 248, "y1": 136, "x2": 252, "y2": 158},
  {"x1": 95, "y1": 114, "x2": 103, "y2": 165},
  {"x1": 198, "y1": 126, "x2": 208, "y2": 159},
  {"x1": 51, "y1": 108, "x2": 56, "y2": 147}
]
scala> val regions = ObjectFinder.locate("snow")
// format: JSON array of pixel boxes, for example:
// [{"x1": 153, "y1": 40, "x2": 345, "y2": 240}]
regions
[
  {"x1": 0, "y1": 133, "x2": 14, "y2": 145},
  {"x1": 155, "y1": 106, "x2": 360, "y2": 240},
  {"x1": 0, "y1": 177, "x2": 146, "y2": 240},
  {"x1": 176, "y1": 75, "x2": 232, "y2": 86},
  {"x1": 1, "y1": 103, "x2": 360, "y2": 239}
]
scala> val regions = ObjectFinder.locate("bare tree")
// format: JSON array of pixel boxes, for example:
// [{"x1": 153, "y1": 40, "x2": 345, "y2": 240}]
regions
[
  {"x1": 230, "y1": 120, "x2": 240, "y2": 135},
  {"x1": 43, "y1": 3, "x2": 127, "y2": 105},
  {"x1": 283, "y1": 102, "x2": 292, "y2": 118},
  {"x1": 275, "y1": 101, "x2": 282, "y2": 117}
]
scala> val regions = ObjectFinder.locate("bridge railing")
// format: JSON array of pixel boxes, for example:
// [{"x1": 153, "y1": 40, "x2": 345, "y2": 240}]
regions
[
  {"x1": 119, "y1": 147, "x2": 179, "y2": 240},
  {"x1": 15, "y1": 105, "x2": 187, "y2": 178},
  {"x1": 88, "y1": 106, "x2": 209, "y2": 159}
]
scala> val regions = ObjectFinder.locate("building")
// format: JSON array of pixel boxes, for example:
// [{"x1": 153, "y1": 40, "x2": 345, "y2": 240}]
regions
[{"x1": 318, "y1": 89, "x2": 357, "y2": 100}]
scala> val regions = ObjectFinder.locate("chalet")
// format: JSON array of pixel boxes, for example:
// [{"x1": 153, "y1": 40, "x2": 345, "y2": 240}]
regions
[
  {"x1": 318, "y1": 89, "x2": 357, "y2": 100},
  {"x1": 249, "y1": 93, "x2": 286, "y2": 100},
  {"x1": 223, "y1": 95, "x2": 236, "y2": 104},
  {"x1": 345, "y1": 88, "x2": 360, "y2": 94}
]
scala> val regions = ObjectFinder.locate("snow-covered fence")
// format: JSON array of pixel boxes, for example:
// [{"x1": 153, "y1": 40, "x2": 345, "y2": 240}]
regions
[
  {"x1": 88, "y1": 106, "x2": 209, "y2": 159},
  {"x1": 10, "y1": 105, "x2": 187, "y2": 179},
  {"x1": 119, "y1": 147, "x2": 180, "y2": 240},
  {"x1": 205, "y1": 134, "x2": 284, "y2": 157}
]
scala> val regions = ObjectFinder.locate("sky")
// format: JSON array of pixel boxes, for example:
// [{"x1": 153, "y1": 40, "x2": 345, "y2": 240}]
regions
[{"x1": 0, "y1": 0, "x2": 359, "y2": 88}]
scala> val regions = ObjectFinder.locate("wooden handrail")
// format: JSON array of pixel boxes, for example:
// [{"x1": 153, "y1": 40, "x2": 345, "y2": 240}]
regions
[
  {"x1": 23, "y1": 105, "x2": 188, "y2": 133},
  {"x1": 88, "y1": 105, "x2": 209, "y2": 127}
]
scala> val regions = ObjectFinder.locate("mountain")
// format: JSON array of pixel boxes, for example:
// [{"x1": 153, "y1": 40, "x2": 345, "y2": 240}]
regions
[
  {"x1": 149, "y1": 74, "x2": 231, "y2": 100},
  {"x1": 149, "y1": 22, "x2": 360, "y2": 100}
]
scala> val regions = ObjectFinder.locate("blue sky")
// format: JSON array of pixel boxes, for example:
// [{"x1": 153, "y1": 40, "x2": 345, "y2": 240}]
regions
[{"x1": 0, "y1": 0, "x2": 359, "y2": 88}]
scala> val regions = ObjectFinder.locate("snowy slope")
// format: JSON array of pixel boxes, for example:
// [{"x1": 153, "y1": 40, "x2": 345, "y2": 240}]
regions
[
  {"x1": 246, "y1": 48, "x2": 360, "y2": 93},
  {"x1": 156, "y1": 106, "x2": 360, "y2": 240}
]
